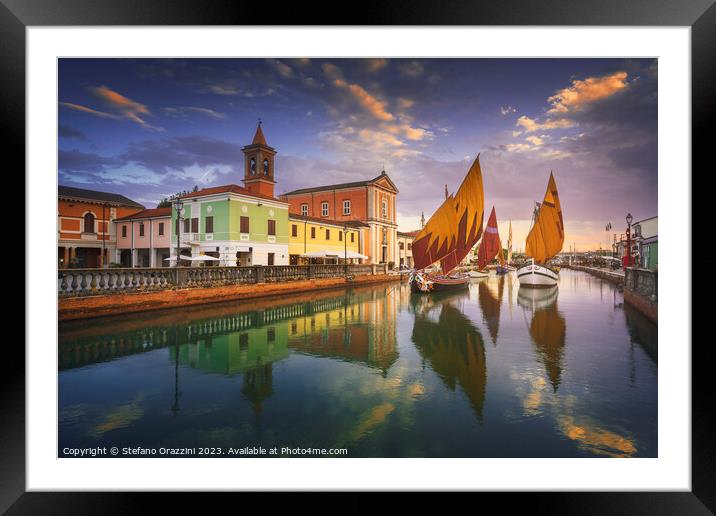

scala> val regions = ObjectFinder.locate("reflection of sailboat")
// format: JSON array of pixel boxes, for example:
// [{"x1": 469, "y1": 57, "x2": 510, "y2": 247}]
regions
[
  {"x1": 412, "y1": 300, "x2": 487, "y2": 420},
  {"x1": 517, "y1": 173, "x2": 564, "y2": 287},
  {"x1": 410, "y1": 156, "x2": 485, "y2": 293},
  {"x1": 518, "y1": 286, "x2": 566, "y2": 392},
  {"x1": 478, "y1": 276, "x2": 505, "y2": 345}
]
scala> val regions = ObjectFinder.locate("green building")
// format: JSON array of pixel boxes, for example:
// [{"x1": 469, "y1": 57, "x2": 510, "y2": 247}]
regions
[{"x1": 170, "y1": 123, "x2": 290, "y2": 266}]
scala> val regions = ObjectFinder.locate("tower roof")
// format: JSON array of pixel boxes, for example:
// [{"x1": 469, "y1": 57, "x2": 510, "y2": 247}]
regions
[{"x1": 252, "y1": 122, "x2": 267, "y2": 145}]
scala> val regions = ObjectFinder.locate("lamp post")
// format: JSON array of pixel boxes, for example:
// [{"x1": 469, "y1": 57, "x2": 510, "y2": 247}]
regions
[
  {"x1": 174, "y1": 199, "x2": 184, "y2": 267},
  {"x1": 625, "y1": 212, "x2": 633, "y2": 270}
]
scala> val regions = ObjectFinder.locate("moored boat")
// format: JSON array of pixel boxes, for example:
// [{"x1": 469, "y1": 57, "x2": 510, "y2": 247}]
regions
[
  {"x1": 410, "y1": 155, "x2": 485, "y2": 293},
  {"x1": 517, "y1": 172, "x2": 565, "y2": 288},
  {"x1": 468, "y1": 270, "x2": 489, "y2": 279}
]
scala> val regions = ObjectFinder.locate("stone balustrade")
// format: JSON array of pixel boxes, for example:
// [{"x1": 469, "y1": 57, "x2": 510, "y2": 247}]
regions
[{"x1": 58, "y1": 264, "x2": 386, "y2": 298}]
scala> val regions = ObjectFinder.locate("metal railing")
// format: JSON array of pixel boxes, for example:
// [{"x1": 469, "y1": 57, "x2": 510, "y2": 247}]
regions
[{"x1": 58, "y1": 263, "x2": 388, "y2": 297}]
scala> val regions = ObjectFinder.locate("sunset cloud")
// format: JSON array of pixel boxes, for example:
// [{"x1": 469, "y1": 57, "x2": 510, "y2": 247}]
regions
[
  {"x1": 61, "y1": 85, "x2": 162, "y2": 130},
  {"x1": 547, "y1": 71, "x2": 629, "y2": 114},
  {"x1": 163, "y1": 106, "x2": 226, "y2": 119},
  {"x1": 333, "y1": 78, "x2": 395, "y2": 121},
  {"x1": 365, "y1": 58, "x2": 388, "y2": 73},
  {"x1": 516, "y1": 115, "x2": 575, "y2": 133}
]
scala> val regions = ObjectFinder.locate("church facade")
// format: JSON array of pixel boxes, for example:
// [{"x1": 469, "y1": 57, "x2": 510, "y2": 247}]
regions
[{"x1": 280, "y1": 172, "x2": 399, "y2": 265}]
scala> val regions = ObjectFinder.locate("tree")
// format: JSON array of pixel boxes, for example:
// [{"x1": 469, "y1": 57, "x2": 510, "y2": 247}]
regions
[{"x1": 157, "y1": 185, "x2": 200, "y2": 207}]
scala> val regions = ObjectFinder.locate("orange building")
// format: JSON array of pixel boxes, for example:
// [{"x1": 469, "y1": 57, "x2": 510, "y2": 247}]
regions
[
  {"x1": 280, "y1": 171, "x2": 399, "y2": 265},
  {"x1": 58, "y1": 186, "x2": 144, "y2": 268}
]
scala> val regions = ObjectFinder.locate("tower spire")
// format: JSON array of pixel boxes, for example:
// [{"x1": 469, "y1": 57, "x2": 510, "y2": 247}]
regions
[{"x1": 252, "y1": 119, "x2": 267, "y2": 146}]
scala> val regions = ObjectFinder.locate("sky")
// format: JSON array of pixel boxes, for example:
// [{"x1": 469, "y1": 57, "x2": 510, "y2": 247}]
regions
[{"x1": 58, "y1": 58, "x2": 658, "y2": 250}]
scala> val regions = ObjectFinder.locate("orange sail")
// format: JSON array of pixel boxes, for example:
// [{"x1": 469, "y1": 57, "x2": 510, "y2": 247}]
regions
[
  {"x1": 477, "y1": 206, "x2": 501, "y2": 270},
  {"x1": 412, "y1": 155, "x2": 485, "y2": 272},
  {"x1": 525, "y1": 172, "x2": 565, "y2": 263}
]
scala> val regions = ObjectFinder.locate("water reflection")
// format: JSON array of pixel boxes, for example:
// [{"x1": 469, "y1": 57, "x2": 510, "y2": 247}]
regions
[
  {"x1": 58, "y1": 270, "x2": 658, "y2": 458},
  {"x1": 410, "y1": 290, "x2": 487, "y2": 420},
  {"x1": 517, "y1": 286, "x2": 566, "y2": 392}
]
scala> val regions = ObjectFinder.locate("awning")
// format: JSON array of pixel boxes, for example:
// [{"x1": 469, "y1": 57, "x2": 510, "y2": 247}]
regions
[
  {"x1": 235, "y1": 246, "x2": 251, "y2": 252},
  {"x1": 300, "y1": 249, "x2": 368, "y2": 259}
]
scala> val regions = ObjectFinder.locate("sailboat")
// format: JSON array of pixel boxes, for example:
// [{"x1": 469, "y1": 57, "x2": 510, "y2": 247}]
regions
[
  {"x1": 410, "y1": 155, "x2": 485, "y2": 293},
  {"x1": 517, "y1": 172, "x2": 564, "y2": 288},
  {"x1": 476, "y1": 206, "x2": 503, "y2": 274},
  {"x1": 505, "y1": 220, "x2": 516, "y2": 271}
]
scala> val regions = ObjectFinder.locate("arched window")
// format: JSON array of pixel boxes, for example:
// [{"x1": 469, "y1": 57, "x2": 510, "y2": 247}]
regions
[
  {"x1": 250, "y1": 158, "x2": 256, "y2": 175},
  {"x1": 83, "y1": 212, "x2": 95, "y2": 233},
  {"x1": 263, "y1": 158, "x2": 269, "y2": 175}
]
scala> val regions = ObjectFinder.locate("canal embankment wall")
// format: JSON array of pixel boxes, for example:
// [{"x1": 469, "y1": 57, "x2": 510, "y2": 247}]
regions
[
  {"x1": 58, "y1": 264, "x2": 400, "y2": 321},
  {"x1": 565, "y1": 265, "x2": 657, "y2": 323}
]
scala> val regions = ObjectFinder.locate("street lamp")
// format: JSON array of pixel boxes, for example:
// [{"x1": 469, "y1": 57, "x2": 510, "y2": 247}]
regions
[
  {"x1": 174, "y1": 199, "x2": 184, "y2": 267},
  {"x1": 625, "y1": 212, "x2": 633, "y2": 270}
]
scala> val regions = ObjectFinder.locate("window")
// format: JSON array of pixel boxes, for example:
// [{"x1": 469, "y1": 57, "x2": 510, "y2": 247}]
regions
[
  {"x1": 121, "y1": 225, "x2": 127, "y2": 238},
  {"x1": 321, "y1": 202, "x2": 329, "y2": 217},
  {"x1": 351, "y1": 232, "x2": 355, "y2": 243},
  {"x1": 240, "y1": 216, "x2": 250, "y2": 234},
  {"x1": 158, "y1": 222, "x2": 164, "y2": 236},
  {"x1": 407, "y1": 243, "x2": 412, "y2": 250},
  {"x1": 83, "y1": 213, "x2": 95, "y2": 233},
  {"x1": 399, "y1": 242, "x2": 404, "y2": 250},
  {"x1": 326, "y1": 229, "x2": 330, "y2": 240},
  {"x1": 268, "y1": 219, "x2": 276, "y2": 236},
  {"x1": 291, "y1": 224, "x2": 297, "y2": 237},
  {"x1": 263, "y1": 158, "x2": 269, "y2": 175},
  {"x1": 311, "y1": 227, "x2": 316, "y2": 239},
  {"x1": 139, "y1": 223, "x2": 145, "y2": 237},
  {"x1": 268, "y1": 253, "x2": 275, "y2": 265},
  {"x1": 191, "y1": 218, "x2": 199, "y2": 233},
  {"x1": 205, "y1": 216, "x2": 214, "y2": 233},
  {"x1": 343, "y1": 200, "x2": 351, "y2": 215},
  {"x1": 184, "y1": 218, "x2": 190, "y2": 233},
  {"x1": 300, "y1": 204, "x2": 308, "y2": 216},
  {"x1": 250, "y1": 158, "x2": 256, "y2": 175},
  {"x1": 382, "y1": 200, "x2": 388, "y2": 219},
  {"x1": 239, "y1": 333, "x2": 249, "y2": 350},
  {"x1": 339, "y1": 231, "x2": 343, "y2": 242}
]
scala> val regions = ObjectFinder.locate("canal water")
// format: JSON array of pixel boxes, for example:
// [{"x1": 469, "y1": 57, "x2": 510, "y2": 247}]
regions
[{"x1": 58, "y1": 269, "x2": 657, "y2": 458}]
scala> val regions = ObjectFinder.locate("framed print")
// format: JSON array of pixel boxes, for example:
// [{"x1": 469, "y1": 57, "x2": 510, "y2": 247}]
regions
[{"x1": 4, "y1": 0, "x2": 709, "y2": 511}]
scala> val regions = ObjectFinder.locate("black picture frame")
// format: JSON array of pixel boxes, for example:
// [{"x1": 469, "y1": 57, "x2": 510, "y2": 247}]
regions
[{"x1": 5, "y1": 0, "x2": 707, "y2": 512}]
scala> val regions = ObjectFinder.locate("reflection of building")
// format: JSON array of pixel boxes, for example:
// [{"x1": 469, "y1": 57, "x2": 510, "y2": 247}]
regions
[
  {"x1": 281, "y1": 172, "x2": 399, "y2": 265},
  {"x1": 58, "y1": 186, "x2": 144, "y2": 268},
  {"x1": 396, "y1": 230, "x2": 417, "y2": 268},
  {"x1": 288, "y1": 291, "x2": 398, "y2": 371},
  {"x1": 288, "y1": 215, "x2": 365, "y2": 264},
  {"x1": 632, "y1": 216, "x2": 657, "y2": 270},
  {"x1": 411, "y1": 298, "x2": 487, "y2": 420},
  {"x1": 171, "y1": 124, "x2": 290, "y2": 266},
  {"x1": 115, "y1": 207, "x2": 172, "y2": 267}
]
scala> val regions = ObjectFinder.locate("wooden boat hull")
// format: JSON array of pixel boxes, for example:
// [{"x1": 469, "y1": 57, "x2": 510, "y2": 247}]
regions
[
  {"x1": 410, "y1": 272, "x2": 471, "y2": 293},
  {"x1": 517, "y1": 263, "x2": 559, "y2": 287},
  {"x1": 468, "y1": 270, "x2": 489, "y2": 279}
]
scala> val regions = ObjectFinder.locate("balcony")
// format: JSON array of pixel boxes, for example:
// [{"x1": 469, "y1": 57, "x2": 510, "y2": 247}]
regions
[{"x1": 180, "y1": 232, "x2": 201, "y2": 245}]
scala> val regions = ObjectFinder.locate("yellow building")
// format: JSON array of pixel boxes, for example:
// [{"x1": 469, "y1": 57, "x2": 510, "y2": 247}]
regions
[{"x1": 288, "y1": 215, "x2": 366, "y2": 264}]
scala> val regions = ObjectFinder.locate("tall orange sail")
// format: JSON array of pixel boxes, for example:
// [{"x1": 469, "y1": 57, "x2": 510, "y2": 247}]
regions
[
  {"x1": 412, "y1": 155, "x2": 485, "y2": 272},
  {"x1": 525, "y1": 172, "x2": 564, "y2": 263},
  {"x1": 477, "y1": 206, "x2": 501, "y2": 270}
]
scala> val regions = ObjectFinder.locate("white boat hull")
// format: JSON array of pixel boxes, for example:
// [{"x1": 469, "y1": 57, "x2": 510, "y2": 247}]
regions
[
  {"x1": 468, "y1": 270, "x2": 489, "y2": 279},
  {"x1": 517, "y1": 263, "x2": 559, "y2": 287}
]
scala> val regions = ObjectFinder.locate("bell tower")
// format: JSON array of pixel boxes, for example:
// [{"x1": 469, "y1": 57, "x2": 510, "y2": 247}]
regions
[{"x1": 242, "y1": 120, "x2": 277, "y2": 198}]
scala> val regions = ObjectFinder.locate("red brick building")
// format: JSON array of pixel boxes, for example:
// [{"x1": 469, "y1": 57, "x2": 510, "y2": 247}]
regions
[
  {"x1": 280, "y1": 171, "x2": 399, "y2": 264},
  {"x1": 58, "y1": 186, "x2": 145, "y2": 268}
]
